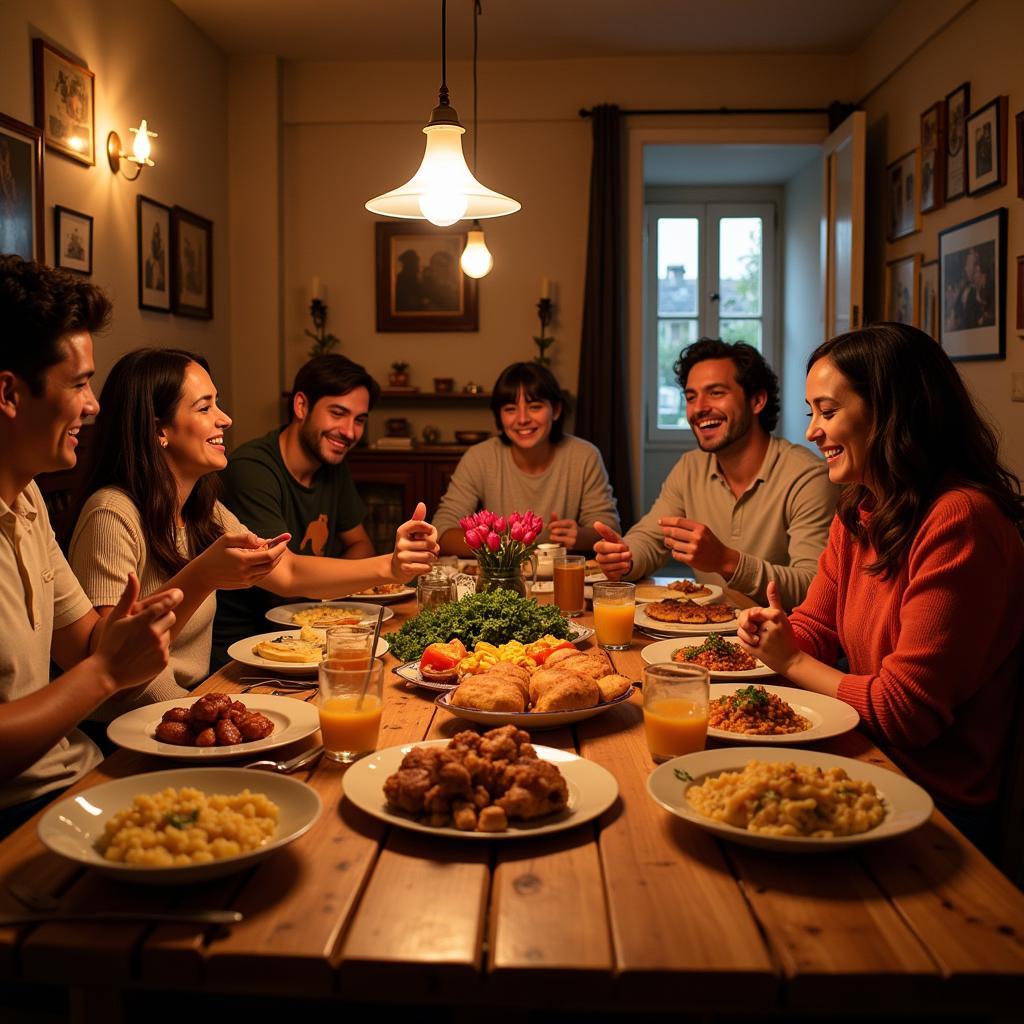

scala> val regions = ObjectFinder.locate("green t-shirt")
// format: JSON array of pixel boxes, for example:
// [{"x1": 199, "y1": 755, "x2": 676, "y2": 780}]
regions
[{"x1": 211, "y1": 428, "x2": 366, "y2": 666}]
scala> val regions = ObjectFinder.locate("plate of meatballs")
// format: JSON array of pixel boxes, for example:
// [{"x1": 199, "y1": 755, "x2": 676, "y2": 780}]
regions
[{"x1": 106, "y1": 693, "x2": 321, "y2": 760}]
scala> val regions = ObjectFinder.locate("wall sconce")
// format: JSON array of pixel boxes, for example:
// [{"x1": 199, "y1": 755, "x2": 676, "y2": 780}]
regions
[{"x1": 106, "y1": 119, "x2": 157, "y2": 181}]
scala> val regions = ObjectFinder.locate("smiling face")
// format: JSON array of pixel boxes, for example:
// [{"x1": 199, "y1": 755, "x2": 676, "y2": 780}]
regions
[
  {"x1": 683, "y1": 357, "x2": 764, "y2": 454},
  {"x1": 158, "y1": 362, "x2": 231, "y2": 484},
  {"x1": 297, "y1": 386, "x2": 370, "y2": 466},
  {"x1": 805, "y1": 357, "x2": 874, "y2": 489},
  {"x1": 499, "y1": 387, "x2": 562, "y2": 451}
]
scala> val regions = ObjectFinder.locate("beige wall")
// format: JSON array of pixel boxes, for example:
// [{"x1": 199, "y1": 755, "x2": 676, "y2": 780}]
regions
[{"x1": 0, "y1": 0, "x2": 230, "y2": 403}]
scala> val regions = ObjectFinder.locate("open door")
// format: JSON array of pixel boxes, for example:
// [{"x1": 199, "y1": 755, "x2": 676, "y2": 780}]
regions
[{"x1": 821, "y1": 111, "x2": 866, "y2": 338}]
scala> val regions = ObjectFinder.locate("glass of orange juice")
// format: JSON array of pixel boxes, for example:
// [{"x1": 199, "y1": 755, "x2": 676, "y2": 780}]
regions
[
  {"x1": 318, "y1": 659, "x2": 384, "y2": 763},
  {"x1": 592, "y1": 581, "x2": 636, "y2": 651},
  {"x1": 642, "y1": 663, "x2": 709, "y2": 763},
  {"x1": 326, "y1": 623, "x2": 375, "y2": 670}
]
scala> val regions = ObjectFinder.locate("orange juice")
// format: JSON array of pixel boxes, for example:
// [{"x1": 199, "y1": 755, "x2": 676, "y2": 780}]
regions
[
  {"x1": 330, "y1": 650, "x2": 372, "y2": 671},
  {"x1": 319, "y1": 694, "x2": 382, "y2": 755},
  {"x1": 552, "y1": 561, "x2": 585, "y2": 615},
  {"x1": 643, "y1": 698, "x2": 708, "y2": 759},
  {"x1": 593, "y1": 599, "x2": 635, "y2": 649}
]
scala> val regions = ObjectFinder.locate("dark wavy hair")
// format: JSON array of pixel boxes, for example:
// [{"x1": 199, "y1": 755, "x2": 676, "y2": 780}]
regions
[
  {"x1": 77, "y1": 348, "x2": 225, "y2": 577},
  {"x1": 809, "y1": 322, "x2": 1024, "y2": 578},
  {"x1": 489, "y1": 362, "x2": 567, "y2": 445},
  {"x1": 0, "y1": 255, "x2": 111, "y2": 394},
  {"x1": 673, "y1": 337, "x2": 780, "y2": 432},
  {"x1": 290, "y1": 354, "x2": 380, "y2": 421}
]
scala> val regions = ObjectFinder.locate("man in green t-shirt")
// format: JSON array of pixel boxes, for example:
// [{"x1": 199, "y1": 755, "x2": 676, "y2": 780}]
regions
[{"x1": 212, "y1": 355, "x2": 380, "y2": 664}]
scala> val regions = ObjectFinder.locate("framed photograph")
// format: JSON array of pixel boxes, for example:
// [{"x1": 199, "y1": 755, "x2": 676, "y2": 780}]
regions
[
  {"x1": 0, "y1": 112, "x2": 44, "y2": 261},
  {"x1": 32, "y1": 39, "x2": 95, "y2": 166},
  {"x1": 886, "y1": 149, "x2": 920, "y2": 241},
  {"x1": 1016, "y1": 110, "x2": 1024, "y2": 199},
  {"x1": 53, "y1": 205, "x2": 92, "y2": 274},
  {"x1": 375, "y1": 221, "x2": 479, "y2": 332},
  {"x1": 920, "y1": 259, "x2": 939, "y2": 340},
  {"x1": 945, "y1": 82, "x2": 969, "y2": 201},
  {"x1": 884, "y1": 254, "x2": 921, "y2": 326},
  {"x1": 939, "y1": 207, "x2": 1007, "y2": 362},
  {"x1": 966, "y1": 95, "x2": 1007, "y2": 195},
  {"x1": 136, "y1": 196, "x2": 171, "y2": 312},
  {"x1": 920, "y1": 102, "x2": 945, "y2": 213},
  {"x1": 1017, "y1": 256, "x2": 1024, "y2": 332},
  {"x1": 171, "y1": 206, "x2": 213, "y2": 319}
]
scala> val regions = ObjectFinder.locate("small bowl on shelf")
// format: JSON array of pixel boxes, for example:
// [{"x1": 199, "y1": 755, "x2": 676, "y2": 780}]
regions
[
  {"x1": 454, "y1": 430, "x2": 490, "y2": 445},
  {"x1": 433, "y1": 377, "x2": 455, "y2": 394}
]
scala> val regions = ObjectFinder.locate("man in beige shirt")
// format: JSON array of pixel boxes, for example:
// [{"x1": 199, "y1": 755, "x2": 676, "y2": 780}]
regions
[
  {"x1": 595, "y1": 339, "x2": 837, "y2": 609},
  {"x1": 0, "y1": 256, "x2": 181, "y2": 834}
]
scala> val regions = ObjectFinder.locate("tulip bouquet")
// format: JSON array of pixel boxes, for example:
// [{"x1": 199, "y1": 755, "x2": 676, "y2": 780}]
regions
[{"x1": 459, "y1": 509, "x2": 543, "y2": 572}]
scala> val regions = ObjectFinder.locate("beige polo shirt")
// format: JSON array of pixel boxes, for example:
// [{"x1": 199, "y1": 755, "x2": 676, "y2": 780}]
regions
[
  {"x1": 0, "y1": 481, "x2": 99, "y2": 810},
  {"x1": 624, "y1": 436, "x2": 838, "y2": 609}
]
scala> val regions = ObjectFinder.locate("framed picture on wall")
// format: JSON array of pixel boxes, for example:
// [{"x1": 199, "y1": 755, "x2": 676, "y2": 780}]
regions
[
  {"x1": 53, "y1": 205, "x2": 92, "y2": 274},
  {"x1": 884, "y1": 254, "x2": 920, "y2": 326},
  {"x1": 965, "y1": 95, "x2": 1007, "y2": 195},
  {"x1": 919, "y1": 102, "x2": 945, "y2": 213},
  {"x1": 171, "y1": 205, "x2": 213, "y2": 319},
  {"x1": 32, "y1": 39, "x2": 95, "y2": 166},
  {"x1": 0, "y1": 112, "x2": 44, "y2": 261},
  {"x1": 920, "y1": 259, "x2": 939, "y2": 340},
  {"x1": 938, "y1": 207, "x2": 1006, "y2": 362},
  {"x1": 886, "y1": 149, "x2": 919, "y2": 241},
  {"x1": 136, "y1": 195, "x2": 171, "y2": 312},
  {"x1": 375, "y1": 221, "x2": 479, "y2": 332},
  {"x1": 944, "y1": 82, "x2": 969, "y2": 201}
]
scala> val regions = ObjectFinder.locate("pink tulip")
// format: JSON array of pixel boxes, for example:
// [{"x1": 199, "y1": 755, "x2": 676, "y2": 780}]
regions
[
  {"x1": 510, "y1": 522, "x2": 525, "y2": 542},
  {"x1": 486, "y1": 531, "x2": 501, "y2": 551},
  {"x1": 523, "y1": 529, "x2": 537, "y2": 545},
  {"x1": 493, "y1": 516, "x2": 506, "y2": 533},
  {"x1": 465, "y1": 528, "x2": 482, "y2": 549},
  {"x1": 459, "y1": 516, "x2": 475, "y2": 531},
  {"x1": 509, "y1": 512, "x2": 521, "y2": 525}
]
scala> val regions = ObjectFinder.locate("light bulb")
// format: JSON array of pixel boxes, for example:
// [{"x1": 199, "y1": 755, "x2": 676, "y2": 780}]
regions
[
  {"x1": 130, "y1": 119, "x2": 152, "y2": 164},
  {"x1": 460, "y1": 227, "x2": 493, "y2": 278},
  {"x1": 418, "y1": 188, "x2": 468, "y2": 227}
]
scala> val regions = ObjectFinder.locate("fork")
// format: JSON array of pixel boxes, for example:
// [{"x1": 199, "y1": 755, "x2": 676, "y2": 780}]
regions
[
  {"x1": 237, "y1": 678, "x2": 313, "y2": 693},
  {"x1": 244, "y1": 745, "x2": 324, "y2": 773}
]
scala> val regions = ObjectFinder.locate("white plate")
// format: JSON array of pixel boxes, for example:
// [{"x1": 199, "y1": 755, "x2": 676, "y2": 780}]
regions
[
  {"x1": 228, "y1": 630, "x2": 390, "y2": 675},
  {"x1": 344, "y1": 587, "x2": 415, "y2": 605},
  {"x1": 634, "y1": 603, "x2": 739, "y2": 636},
  {"x1": 343, "y1": 740, "x2": 618, "y2": 839},
  {"x1": 265, "y1": 600, "x2": 394, "y2": 627},
  {"x1": 106, "y1": 694, "x2": 321, "y2": 760},
  {"x1": 434, "y1": 685, "x2": 635, "y2": 730},
  {"x1": 647, "y1": 747, "x2": 933, "y2": 852},
  {"x1": 706, "y1": 683, "x2": 860, "y2": 745},
  {"x1": 635, "y1": 583, "x2": 724, "y2": 605},
  {"x1": 38, "y1": 767, "x2": 322, "y2": 884},
  {"x1": 640, "y1": 637, "x2": 775, "y2": 680}
]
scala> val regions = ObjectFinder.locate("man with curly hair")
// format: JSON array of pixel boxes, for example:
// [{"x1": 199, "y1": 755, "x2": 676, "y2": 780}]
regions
[{"x1": 595, "y1": 338, "x2": 836, "y2": 609}]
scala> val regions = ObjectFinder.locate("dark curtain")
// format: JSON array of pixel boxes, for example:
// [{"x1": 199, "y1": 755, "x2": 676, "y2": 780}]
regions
[{"x1": 575, "y1": 104, "x2": 634, "y2": 530}]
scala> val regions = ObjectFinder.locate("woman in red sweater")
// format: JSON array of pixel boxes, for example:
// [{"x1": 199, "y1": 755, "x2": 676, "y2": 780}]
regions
[{"x1": 738, "y1": 323, "x2": 1024, "y2": 846}]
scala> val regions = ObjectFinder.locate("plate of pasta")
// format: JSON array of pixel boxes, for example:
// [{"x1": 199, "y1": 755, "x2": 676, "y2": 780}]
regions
[
  {"x1": 265, "y1": 600, "x2": 393, "y2": 628},
  {"x1": 647, "y1": 748, "x2": 933, "y2": 851},
  {"x1": 641, "y1": 636, "x2": 774, "y2": 680}
]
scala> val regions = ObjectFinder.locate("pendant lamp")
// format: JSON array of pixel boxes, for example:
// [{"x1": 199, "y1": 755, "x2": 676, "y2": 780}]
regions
[
  {"x1": 365, "y1": 0, "x2": 520, "y2": 227},
  {"x1": 460, "y1": 1, "x2": 494, "y2": 278}
]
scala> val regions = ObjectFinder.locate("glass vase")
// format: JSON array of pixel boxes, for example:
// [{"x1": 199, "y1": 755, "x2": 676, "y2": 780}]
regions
[{"x1": 475, "y1": 562, "x2": 535, "y2": 599}]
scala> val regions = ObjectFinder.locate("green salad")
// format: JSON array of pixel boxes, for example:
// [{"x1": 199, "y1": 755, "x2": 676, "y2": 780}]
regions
[{"x1": 388, "y1": 590, "x2": 572, "y2": 662}]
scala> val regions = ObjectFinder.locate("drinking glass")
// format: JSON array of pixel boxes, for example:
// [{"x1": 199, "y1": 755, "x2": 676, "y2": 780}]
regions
[
  {"x1": 592, "y1": 581, "x2": 635, "y2": 651},
  {"x1": 642, "y1": 662, "x2": 710, "y2": 763},
  {"x1": 318, "y1": 659, "x2": 384, "y2": 763},
  {"x1": 552, "y1": 554, "x2": 586, "y2": 617},
  {"x1": 325, "y1": 623, "x2": 375, "y2": 669}
]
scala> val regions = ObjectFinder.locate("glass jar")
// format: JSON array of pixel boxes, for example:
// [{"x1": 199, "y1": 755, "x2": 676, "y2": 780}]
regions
[{"x1": 416, "y1": 566, "x2": 457, "y2": 613}]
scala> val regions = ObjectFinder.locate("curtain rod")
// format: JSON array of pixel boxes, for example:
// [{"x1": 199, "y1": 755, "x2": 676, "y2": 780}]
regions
[{"x1": 579, "y1": 105, "x2": 832, "y2": 118}]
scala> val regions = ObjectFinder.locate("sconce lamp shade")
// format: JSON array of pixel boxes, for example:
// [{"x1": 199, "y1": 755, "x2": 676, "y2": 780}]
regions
[{"x1": 460, "y1": 222, "x2": 493, "y2": 278}]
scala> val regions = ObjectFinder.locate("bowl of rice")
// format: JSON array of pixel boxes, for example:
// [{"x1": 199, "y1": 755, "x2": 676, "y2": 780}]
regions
[{"x1": 37, "y1": 767, "x2": 322, "y2": 884}]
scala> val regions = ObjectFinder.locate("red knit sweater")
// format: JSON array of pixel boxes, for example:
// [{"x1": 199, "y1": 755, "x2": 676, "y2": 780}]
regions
[{"x1": 789, "y1": 488, "x2": 1024, "y2": 807}]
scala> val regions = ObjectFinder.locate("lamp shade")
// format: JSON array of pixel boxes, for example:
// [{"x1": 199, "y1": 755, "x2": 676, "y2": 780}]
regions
[{"x1": 366, "y1": 121, "x2": 520, "y2": 226}]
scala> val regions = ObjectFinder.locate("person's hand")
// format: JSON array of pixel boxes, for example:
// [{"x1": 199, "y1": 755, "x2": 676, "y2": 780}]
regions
[
  {"x1": 196, "y1": 531, "x2": 291, "y2": 590},
  {"x1": 593, "y1": 521, "x2": 632, "y2": 580},
  {"x1": 391, "y1": 502, "x2": 439, "y2": 580},
  {"x1": 737, "y1": 581, "x2": 801, "y2": 675},
  {"x1": 92, "y1": 574, "x2": 182, "y2": 691},
  {"x1": 547, "y1": 512, "x2": 578, "y2": 550},
  {"x1": 658, "y1": 517, "x2": 738, "y2": 577}
]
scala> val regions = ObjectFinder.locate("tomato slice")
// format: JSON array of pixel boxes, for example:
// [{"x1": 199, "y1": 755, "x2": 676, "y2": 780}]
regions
[
  {"x1": 528, "y1": 640, "x2": 576, "y2": 665},
  {"x1": 420, "y1": 638, "x2": 467, "y2": 672}
]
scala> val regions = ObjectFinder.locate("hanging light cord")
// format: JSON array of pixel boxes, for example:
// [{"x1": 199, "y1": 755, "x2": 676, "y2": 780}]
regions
[
  {"x1": 472, "y1": 0, "x2": 481, "y2": 171},
  {"x1": 439, "y1": 0, "x2": 449, "y2": 107}
]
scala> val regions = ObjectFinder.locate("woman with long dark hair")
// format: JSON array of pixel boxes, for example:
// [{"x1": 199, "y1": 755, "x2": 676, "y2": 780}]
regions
[
  {"x1": 738, "y1": 323, "x2": 1024, "y2": 844},
  {"x1": 69, "y1": 349, "x2": 437, "y2": 710}
]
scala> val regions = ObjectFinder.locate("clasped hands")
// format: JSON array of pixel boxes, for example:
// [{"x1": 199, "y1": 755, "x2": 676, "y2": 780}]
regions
[
  {"x1": 736, "y1": 581, "x2": 801, "y2": 675},
  {"x1": 592, "y1": 517, "x2": 738, "y2": 579}
]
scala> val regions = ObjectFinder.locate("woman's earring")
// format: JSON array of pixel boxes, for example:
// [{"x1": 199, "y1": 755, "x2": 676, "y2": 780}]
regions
[{"x1": 159, "y1": 438, "x2": 169, "y2": 448}]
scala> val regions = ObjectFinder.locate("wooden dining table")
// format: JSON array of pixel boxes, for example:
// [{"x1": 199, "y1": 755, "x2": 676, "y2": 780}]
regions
[{"x1": 1, "y1": 590, "x2": 1024, "y2": 1021}]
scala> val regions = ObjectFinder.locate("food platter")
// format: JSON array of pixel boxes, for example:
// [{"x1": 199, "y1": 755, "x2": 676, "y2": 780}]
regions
[
  {"x1": 434, "y1": 685, "x2": 635, "y2": 730},
  {"x1": 646, "y1": 747, "x2": 933, "y2": 852},
  {"x1": 634, "y1": 603, "x2": 739, "y2": 636},
  {"x1": 344, "y1": 586, "x2": 415, "y2": 604},
  {"x1": 37, "y1": 767, "x2": 322, "y2": 884},
  {"x1": 634, "y1": 582, "x2": 723, "y2": 605},
  {"x1": 265, "y1": 600, "x2": 394, "y2": 627},
  {"x1": 343, "y1": 740, "x2": 619, "y2": 840},
  {"x1": 228, "y1": 631, "x2": 390, "y2": 675},
  {"x1": 640, "y1": 636, "x2": 775, "y2": 680},
  {"x1": 106, "y1": 694, "x2": 321, "y2": 760}
]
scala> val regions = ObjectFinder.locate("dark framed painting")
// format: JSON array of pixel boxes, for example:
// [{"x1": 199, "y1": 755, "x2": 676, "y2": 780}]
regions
[
  {"x1": 886, "y1": 149, "x2": 919, "y2": 242},
  {"x1": 966, "y1": 95, "x2": 1007, "y2": 195},
  {"x1": 0, "y1": 112, "x2": 44, "y2": 261},
  {"x1": 920, "y1": 101, "x2": 945, "y2": 213},
  {"x1": 171, "y1": 205, "x2": 213, "y2": 319},
  {"x1": 920, "y1": 259, "x2": 939, "y2": 341},
  {"x1": 136, "y1": 195, "x2": 170, "y2": 312},
  {"x1": 1016, "y1": 110, "x2": 1024, "y2": 199},
  {"x1": 884, "y1": 253, "x2": 920, "y2": 326},
  {"x1": 375, "y1": 221, "x2": 479, "y2": 332},
  {"x1": 939, "y1": 207, "x2": 1006, "y2": 362},
  {"x1": 54, "y1": 205, "x2": 92, "y2": 275},
  {"x1": 944, "y1": 82, "x2": 969, "y2": 201},
  {"x1": 33, "y1": 39, "x2": 95, "y2": 166}
]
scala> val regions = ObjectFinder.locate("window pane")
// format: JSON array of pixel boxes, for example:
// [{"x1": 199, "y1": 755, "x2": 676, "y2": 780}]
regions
[
  {"x1": 719, "y1": 217, "x2": 762, "y2": 316},
  {"x1": 657, "y1": 218, "x2": 698, "y2": 316},
  {"x1": 720, "y1": 318, "x2": 762, "y2": 351},
  {"x1": 656, "y1": 319, "x2": 699, "y2": 429}
]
